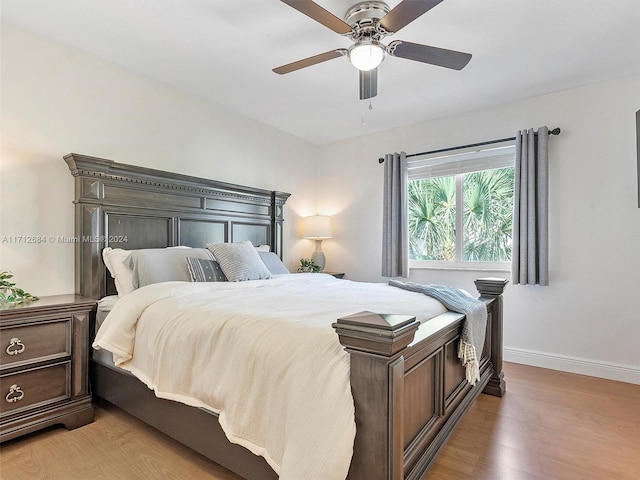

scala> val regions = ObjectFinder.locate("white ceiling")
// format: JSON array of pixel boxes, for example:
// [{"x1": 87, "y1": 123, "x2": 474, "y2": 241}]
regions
[{"x1": 2, "y1": 0, "x2": 640, "y2": 145}]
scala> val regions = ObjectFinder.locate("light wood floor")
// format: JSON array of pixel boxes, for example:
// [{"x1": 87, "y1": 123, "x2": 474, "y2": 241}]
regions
[{"x1": 1, "y1": 362, "x2": 639, "y2": 480}]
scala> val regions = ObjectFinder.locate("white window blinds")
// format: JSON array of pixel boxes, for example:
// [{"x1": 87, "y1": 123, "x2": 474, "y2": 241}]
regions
[{"x1": 408, "y1": 143, "x2": 516, "y2": 180}]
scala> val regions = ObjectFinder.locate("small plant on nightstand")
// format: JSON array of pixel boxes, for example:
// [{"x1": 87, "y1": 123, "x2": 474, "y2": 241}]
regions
[
  {"x1": 297, "y1": 258, "x2": 321, "y2": 273},
  {"x1": 0, "y1": 271, "x2": 38, "y2": 306}
]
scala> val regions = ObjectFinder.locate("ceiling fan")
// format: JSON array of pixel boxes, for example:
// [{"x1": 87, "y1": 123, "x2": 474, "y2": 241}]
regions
[{"x1": 273, "y1": 0, "x2": 472, "y2": 100}]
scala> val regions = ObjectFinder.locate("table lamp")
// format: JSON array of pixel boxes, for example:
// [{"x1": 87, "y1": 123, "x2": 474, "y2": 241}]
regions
[{"x1": 303, "y1": 215, "x2": 332, "y2": 272}]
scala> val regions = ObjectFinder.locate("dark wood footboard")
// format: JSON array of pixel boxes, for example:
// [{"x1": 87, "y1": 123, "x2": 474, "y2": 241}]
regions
[{"x1": 333, "y1": 277, "x2": 507, "y2": 480}]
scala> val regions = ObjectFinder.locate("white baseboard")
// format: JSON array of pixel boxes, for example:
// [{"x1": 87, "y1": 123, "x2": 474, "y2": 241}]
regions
[{"x1": 503, "y1": 347, "x2": 640, "y2": 385}]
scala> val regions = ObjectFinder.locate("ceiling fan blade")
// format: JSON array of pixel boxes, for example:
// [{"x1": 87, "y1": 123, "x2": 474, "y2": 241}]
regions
[
  {"x1": 359, "y1": 68, "x2": 378, "y2": 100},
  {"x1": 379, "y1": 0, "x2": 445, "y2": 33},
  {"x1": 273, "y1": 49, "x2": 347, "y2": 75},
  {"x1": 388, "y1": 41, "x2": 471, "y2": 70},
  {"x1": 281, "y1": 0, "x2": 353, "y2": 35}
]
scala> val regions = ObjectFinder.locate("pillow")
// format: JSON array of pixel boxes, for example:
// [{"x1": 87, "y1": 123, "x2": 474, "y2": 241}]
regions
[
  {"x1": 206, "y1": 241, "x2": 272, "y2": 282},
  {"x1": 125, "y1": 247, "x2": 213, "y2": 289},
  {"x1": 102, "y1": 247, "x2": 136, "y2": 296},
  {"x1": 255, "y1": 245, "x2": 271, "y2": 252},
  {"x1": 186, "y1": 257, "x2": 228, "y2": 282},
  {"x1": 258, "y1": 251, "x2": 290, "y2": 275}
]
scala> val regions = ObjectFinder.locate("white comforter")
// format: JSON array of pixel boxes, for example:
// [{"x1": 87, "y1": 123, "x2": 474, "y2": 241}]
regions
[{"x1": 93, "y1": 273, "x2": 446, "y2": 480}]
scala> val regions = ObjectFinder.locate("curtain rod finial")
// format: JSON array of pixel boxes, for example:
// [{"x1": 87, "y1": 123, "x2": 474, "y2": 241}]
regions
[
  {"x1": 549, "y1": 127, "x2": 561, "y2": 135},
  {"x1": 378, "y1": 157, "x2": 385, "y2": 164}
]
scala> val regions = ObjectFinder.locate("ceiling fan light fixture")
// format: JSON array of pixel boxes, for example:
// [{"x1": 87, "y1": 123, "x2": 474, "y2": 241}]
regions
[{"x1": 348, "y1": 40, "x2": 385, "y2": 71}]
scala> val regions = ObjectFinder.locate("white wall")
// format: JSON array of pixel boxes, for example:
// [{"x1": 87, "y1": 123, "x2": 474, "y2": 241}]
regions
[
  {"x1": 0, "y1": 25, "x2": 319, "y2": 295},
  {"x1": 317, "y1": 75, "x2": 640, "y2": 383}
]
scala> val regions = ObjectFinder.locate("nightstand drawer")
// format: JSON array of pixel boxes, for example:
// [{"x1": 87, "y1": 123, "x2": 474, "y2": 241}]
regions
[
  {"x1": 1, "y1": 319, "x2": 71, "y2": 368},
  {"x1": 0, "y1": 362, "x2": 71, "y2": 416}
]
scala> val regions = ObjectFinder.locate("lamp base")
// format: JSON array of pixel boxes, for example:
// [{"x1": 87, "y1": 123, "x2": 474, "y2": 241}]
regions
[{"x1": 311, "y1": 240, "x2": 326, "y2": 272}]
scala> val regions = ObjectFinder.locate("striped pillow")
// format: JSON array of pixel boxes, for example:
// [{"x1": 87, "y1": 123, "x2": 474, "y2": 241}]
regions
[
  {"x1": 186, "y1": 257, "x2": 227, "y2": 282},
  {"x1": 206, "y1": 241, "x2": 272, "y2": 282}
]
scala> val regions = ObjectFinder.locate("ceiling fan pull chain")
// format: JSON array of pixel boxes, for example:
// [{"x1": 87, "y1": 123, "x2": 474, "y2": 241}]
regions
[
  {"x1": 361, "y1": 99, "x2": 373, "y2": 125},
  {"x1": 361, "y1": 99, "x2": 373, "y2": 127}
]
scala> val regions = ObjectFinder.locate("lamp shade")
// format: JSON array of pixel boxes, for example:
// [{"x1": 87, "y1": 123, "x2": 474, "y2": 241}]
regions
[{"x1": 303, "y1": 215, "x2": 332, "y2": 239}]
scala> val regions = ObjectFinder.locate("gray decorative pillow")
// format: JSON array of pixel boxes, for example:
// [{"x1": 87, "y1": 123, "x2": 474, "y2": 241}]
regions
[
  {"x1": 206, "y1": 241, "x2": 272, "y2": 282},
  {"x1": 258, "y1": 251, "x2": 290, "y2": 275},
  {"x1": 186, "y1": 257, "x2": 227, "y2": 282}
]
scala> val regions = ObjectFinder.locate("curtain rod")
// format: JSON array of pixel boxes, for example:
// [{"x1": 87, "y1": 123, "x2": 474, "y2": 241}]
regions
[{"x1": 378, "y1": 127, "x2": 561, "y2": 163}]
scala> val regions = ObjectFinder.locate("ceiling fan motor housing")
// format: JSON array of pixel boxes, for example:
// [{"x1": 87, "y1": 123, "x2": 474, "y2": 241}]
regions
[
  {"x1": 345, "y1": 1, "x2": 390, "y2": 25},
  {"x1": 344, "y1": 1, "x2": 391, "y2": 41}
]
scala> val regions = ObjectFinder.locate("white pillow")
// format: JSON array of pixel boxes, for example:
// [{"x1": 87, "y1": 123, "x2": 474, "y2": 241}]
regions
[
  {"x1": 255, "y1": 245, "x2": 271, "y2": 252},
  {"x1": 102, "y1": 247, "x2": 135, "y2": 296},
  {"x1": 206, "y1": 241, "x2": 271, "y2": 282},
  {"x1": 102, "y1": 246, "x2": 195, "y2": 296}
]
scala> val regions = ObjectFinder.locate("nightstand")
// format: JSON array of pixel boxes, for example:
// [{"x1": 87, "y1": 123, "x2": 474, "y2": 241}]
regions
[
  {"x1": 325, "y1": 272, "x2": 345, "y2": 279},
  {"x1": 0, "y1": 295, "x2": 95, "y2": 442}
]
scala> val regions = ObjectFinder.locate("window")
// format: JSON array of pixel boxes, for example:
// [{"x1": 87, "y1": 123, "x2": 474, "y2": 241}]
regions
[{"x1": 408, "y1": 144, "x2": 515, "y2": 269}]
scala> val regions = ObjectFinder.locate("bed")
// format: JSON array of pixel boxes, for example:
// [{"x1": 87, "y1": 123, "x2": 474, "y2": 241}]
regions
[{"x1": 66, "y1": 153, "x2": 507, "y2": 480}]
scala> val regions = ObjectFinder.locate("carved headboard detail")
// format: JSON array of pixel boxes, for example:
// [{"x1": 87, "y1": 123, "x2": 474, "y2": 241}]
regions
[{"x1": 65, "y1": 153, "x2": 290, "y2": 299}]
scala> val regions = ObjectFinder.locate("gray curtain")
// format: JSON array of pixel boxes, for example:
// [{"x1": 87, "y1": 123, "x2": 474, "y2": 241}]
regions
[
  {"x1": 512, "y1": 127, "x2": 549, "y2": 285},
  {"x1": 382, "y1": 152, "x2": 409, "y2": 278}
]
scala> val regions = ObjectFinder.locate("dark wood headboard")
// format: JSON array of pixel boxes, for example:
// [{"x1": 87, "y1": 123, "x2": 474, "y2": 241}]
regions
[{"x1": 65, "y1": 153, "x2": 290, "y2": 299}]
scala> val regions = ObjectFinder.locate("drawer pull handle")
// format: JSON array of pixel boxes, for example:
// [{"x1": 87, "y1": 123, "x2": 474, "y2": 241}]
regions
[
  {"x1": 6, "y1": 337, "x2": 26, "y2": 355},
  {"x1": 5, "y1": 384, "x2": 24, "y2": 403}
]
